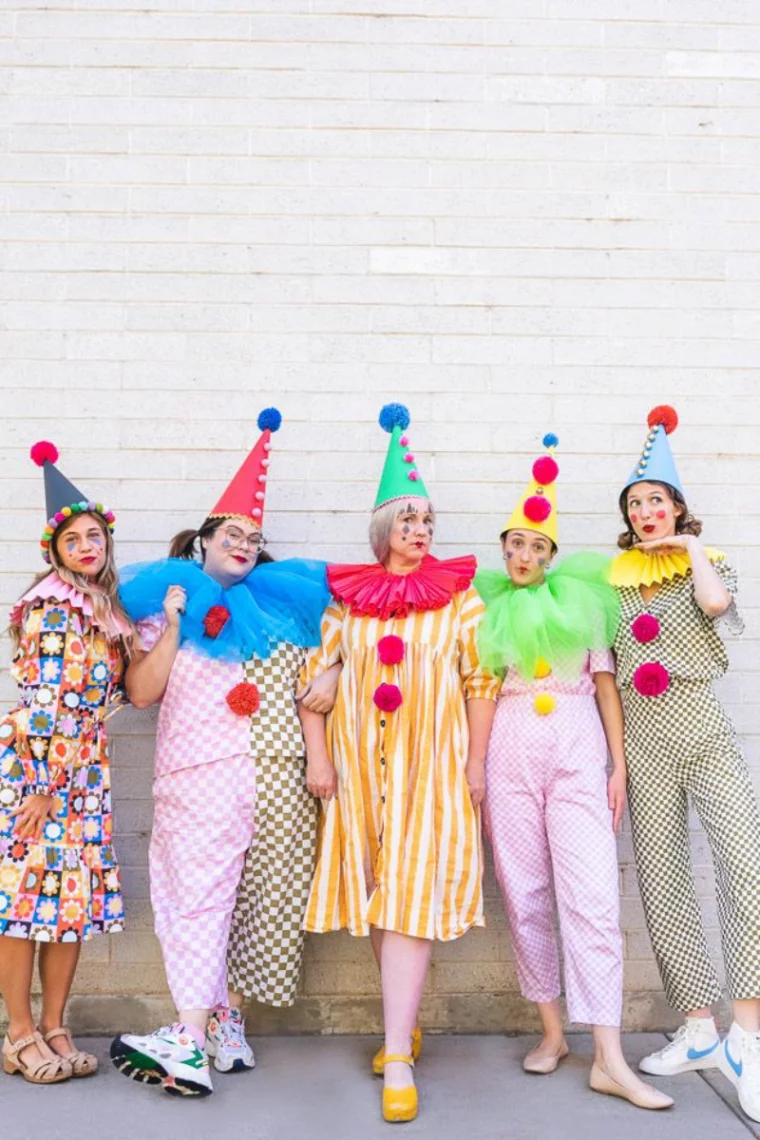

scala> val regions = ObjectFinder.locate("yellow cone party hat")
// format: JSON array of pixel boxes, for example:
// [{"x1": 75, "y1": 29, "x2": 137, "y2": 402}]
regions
[{"x1": 501, "y1": 433, "x2": 560, "y2": 547}]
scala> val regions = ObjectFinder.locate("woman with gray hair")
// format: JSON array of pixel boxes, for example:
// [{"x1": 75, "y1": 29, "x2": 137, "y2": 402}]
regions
[{"x1": 298, "y1": 404, "x2": 499, "y2": 1124}]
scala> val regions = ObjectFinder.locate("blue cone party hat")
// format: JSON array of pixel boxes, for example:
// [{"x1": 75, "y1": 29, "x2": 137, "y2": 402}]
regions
[{"x1": 621, "y1": 405, "x2": 683, "y2": 497}]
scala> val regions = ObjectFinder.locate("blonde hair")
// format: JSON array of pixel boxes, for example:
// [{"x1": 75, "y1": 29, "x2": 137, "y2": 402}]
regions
[
  {"x1": 10, "y1": 513, "x2": 137, "y2": 657},
  {"x1": 369, "y1": 498, "x2": 435, "y2": 564}
]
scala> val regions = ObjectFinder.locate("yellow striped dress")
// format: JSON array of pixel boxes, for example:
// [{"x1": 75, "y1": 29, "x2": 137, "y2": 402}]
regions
[{"x1": 302, "y1": 578, "x2": 500, "y2": 942}]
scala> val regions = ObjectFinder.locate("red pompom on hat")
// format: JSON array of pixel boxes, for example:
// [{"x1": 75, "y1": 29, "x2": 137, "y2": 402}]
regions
[
  {"x1": 532, "y1": 456, "x2": 559, "y2": 486},
  {"x1": 523, "y1": 495, "x2": 552, "y2": 524},
  {"x1": 203, "y1": 605, "x2": 231, "y2": 640},
  {"x1": 226, "y1": 682, "x2": 260, "y2": 716},
  {"x1": 30, "y1": 440, "x2": 59, "y2": 467},
  {"x1": 647, "y1": 405, "x2": 678, "y2": 435}
]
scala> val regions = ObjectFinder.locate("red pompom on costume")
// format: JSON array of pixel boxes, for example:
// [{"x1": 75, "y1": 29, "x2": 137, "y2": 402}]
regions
[
  {"x1": 523, "y1": 495, "x2": 552, "y2": 524},
  {"x1": 203, "y1": 605, "x2": 231, "y2": 640},
  {"x1": 647, "y1": 405, "x2": 678, "y2": 435},
  {"x1": 377, "y1": 635, "x2": 405, "y2": 666},
  {"x1": 633, "y1": 662, "x2": 670, "y2": 697},
  {"x1": 30, "y1": 440, "x2": 59, "y2": 467},
  {"x1": 226, "y1": 682, "x2": 260, "y2": 716},
  {"x1": 631, "y1": 614, "x2": 660, "y2": 644},
  {"x1": 373, "y1": 683, "x2": 403, "y2": 713}
]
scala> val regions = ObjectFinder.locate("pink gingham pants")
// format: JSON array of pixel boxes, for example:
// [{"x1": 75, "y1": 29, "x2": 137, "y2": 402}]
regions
[
  {"x1": 484, "y1": 693, "x2": 623, "y2": 1027},
  {"x1": 150, "y1": 753, "x2": 256, "y2": 1011}
]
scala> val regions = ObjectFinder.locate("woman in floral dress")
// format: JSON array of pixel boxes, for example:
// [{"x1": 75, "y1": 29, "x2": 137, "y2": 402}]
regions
[{"x1": 0, "y1": 442, "x2": 133, "y2": 1084}]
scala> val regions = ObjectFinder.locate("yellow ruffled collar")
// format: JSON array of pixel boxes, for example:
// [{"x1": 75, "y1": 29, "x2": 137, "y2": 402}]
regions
[{"x1": 609, "y1": 546, "x2": 724, "y2": 589}]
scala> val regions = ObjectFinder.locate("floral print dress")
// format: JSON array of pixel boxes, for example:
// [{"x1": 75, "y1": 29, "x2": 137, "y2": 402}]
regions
[{"x1": 0, "y1": 578, "x2": 126, "y2": 942}]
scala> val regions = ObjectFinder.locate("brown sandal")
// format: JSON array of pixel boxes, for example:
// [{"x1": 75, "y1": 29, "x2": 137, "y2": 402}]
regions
[
  {"x1": 3, "y1": 1031, "x2": 72, "y2": 1084},
  {"x1": 42, "y1": 1027, "x2": 98, "y2": 1078}
]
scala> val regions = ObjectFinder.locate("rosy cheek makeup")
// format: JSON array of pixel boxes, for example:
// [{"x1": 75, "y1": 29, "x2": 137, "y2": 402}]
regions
[
  {"x1": 630, "y1": 514, "x2": 638, "y2": 523},
  {"x1": 656, "y1": 510, "x2": 666, "y2": 519}
]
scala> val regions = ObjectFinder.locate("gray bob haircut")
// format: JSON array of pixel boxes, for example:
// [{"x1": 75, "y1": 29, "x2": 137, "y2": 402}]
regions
[{"x1": 369, "y1": 498, "x2": 435, "y2": 564}]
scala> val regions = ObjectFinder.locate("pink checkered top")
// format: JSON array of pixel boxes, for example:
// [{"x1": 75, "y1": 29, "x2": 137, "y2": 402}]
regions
[
  {"x1": 138, "y1": 614, "x2": 249, "y2": 776},
  {"x1": 500, "y1": 649, "x2": 615, "y2": 698}
]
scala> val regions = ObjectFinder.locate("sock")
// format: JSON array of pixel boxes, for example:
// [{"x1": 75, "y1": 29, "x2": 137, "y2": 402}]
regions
[
  {"x1": 175, "y1": 1021, "x2": 206, "y2": 1051},
  {"x1": 687, "y1": 1016, "x2": 717, "y2": 1032}
]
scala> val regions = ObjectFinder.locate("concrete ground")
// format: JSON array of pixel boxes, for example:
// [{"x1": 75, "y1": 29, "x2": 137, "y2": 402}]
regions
[{"x1": 3, "y1": 1034, "x2": 758, "y2": 1140}]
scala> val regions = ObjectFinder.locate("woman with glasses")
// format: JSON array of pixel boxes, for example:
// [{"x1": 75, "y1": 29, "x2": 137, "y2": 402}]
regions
[{"x1": 109, "y1": 411, "x2": 331, "y2": 1098}]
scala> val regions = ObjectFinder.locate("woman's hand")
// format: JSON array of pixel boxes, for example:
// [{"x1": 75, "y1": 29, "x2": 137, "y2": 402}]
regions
[
  {"x1": 162, "y1": 586, "x2": 186, "y2": 630},
  {"x1": 9, "y1": 794, "x2": 56, "y2": 840},
  {"x1": 297, "y1": 663, "x2": 342, "y2": 714},
  {"x1": 306, "y1": 755, "x2": 338, "y2": 801},
  {"x1": 466, "y1": 757, "x2": 486, "y2": 808},
  {"x1": 634, "y1": 534, "x2": 695, "y2": 555},
  {"x1": 607, "y1": 767, "x2": 627, "y2": 833}
]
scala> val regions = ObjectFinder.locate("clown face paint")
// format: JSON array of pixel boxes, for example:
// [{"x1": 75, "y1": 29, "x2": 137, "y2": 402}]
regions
[
  {"x1": 502, "y1": 529, "x2": 553, "y2": 588},
  {"x1": 626, "y1": 482, "x2": 680, "y2": 544},
  {"x1": 203, "y1": 520, "x2": 262, "y2": 588},
  {"x1": 56, "y1": 514, "x2": 108, "y2": 579},
  {"x1": 386, "y1": 498, "x2": 435, "y2": 572}
]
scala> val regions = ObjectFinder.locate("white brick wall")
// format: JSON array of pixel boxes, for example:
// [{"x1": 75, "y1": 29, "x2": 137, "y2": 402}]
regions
[{"x1": 1, "y1": 1, "x2": 758, "y2": 1033}]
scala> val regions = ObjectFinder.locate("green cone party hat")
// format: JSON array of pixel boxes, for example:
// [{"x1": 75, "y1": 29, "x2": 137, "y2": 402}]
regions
[{"x1": 374, "y1": 404, "x2": 430, "y2": 511}]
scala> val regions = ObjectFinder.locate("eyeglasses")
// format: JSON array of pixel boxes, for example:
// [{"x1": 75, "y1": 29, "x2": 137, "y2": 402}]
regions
[{"x1": 219, "y1": 526, "x2": 267, "y2": 554}]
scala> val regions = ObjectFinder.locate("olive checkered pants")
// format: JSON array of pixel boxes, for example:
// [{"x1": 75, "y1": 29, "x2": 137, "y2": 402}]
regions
[{"x1": 624, "y1": 682, "x2": 760, "y2": 1012}]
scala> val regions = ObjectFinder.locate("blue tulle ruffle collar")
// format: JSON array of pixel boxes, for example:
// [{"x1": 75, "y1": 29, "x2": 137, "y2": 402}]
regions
[{"x1": 119, "y1": 557, "x2": 329, "y2": 662}]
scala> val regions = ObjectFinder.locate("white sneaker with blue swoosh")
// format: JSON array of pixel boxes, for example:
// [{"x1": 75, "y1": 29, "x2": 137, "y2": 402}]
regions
[
  {"x1": 719, "y1": 1022, "x2": 760, "y2": 1123},
  {"x1": 639, "y1": 1017, "x2": 720, "y2": 1075}
]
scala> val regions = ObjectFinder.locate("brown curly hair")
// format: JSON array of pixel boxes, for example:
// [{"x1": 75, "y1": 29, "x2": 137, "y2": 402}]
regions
[{"x1": 617, "y1": 482, "x2": 703, "y2": 550}]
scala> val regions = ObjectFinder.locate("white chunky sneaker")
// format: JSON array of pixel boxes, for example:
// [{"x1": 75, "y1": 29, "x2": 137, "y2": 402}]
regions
[
  {"x1": 206, "y1": 1007, "x2": 256, "y2": 1074},
  {"x1": 719, "y1": 1022, "x2": 760, "y2": 1123},
  {"x1": 110, "y1": 1024, "x2": 214, "y2": 1097},
  {"x1": 639, "y1": 1017, "x2": 720, "y2": 1076}
]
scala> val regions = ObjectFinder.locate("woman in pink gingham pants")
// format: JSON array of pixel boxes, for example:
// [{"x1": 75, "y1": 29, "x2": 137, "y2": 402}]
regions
[{"x1": 475, "y1": 434, "x2": 672, "y2": 1111}]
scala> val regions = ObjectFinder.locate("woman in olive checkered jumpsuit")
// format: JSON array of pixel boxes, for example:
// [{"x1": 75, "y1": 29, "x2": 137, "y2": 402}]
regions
[{"x1": 612, "y1": 407, "x2": 760, "y2": 1123}]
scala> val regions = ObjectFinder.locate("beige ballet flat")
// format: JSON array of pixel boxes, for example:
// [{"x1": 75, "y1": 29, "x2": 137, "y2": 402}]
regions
[
  {"x1": 522, "y1": 1041, "x2": 569, "y2": 1074},
  {"x1": 589, "y1": 1062, "x2": 674, "y2": 1110}
]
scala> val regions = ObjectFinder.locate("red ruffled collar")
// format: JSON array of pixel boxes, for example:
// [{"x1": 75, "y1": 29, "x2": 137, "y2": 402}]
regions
[{"x1": 327, "y1": 554, "x2": 477, "y2": 619}]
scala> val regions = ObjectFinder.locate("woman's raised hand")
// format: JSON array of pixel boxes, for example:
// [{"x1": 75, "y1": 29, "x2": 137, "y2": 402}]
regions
[{"x1": 162, "y1": 586, "x2": 187, "y2": 630}]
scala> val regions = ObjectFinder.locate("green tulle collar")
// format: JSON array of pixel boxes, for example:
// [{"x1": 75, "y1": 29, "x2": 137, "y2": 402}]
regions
[{"x1": 474, "y1": 551, "x2": 619, "y2": 680}]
